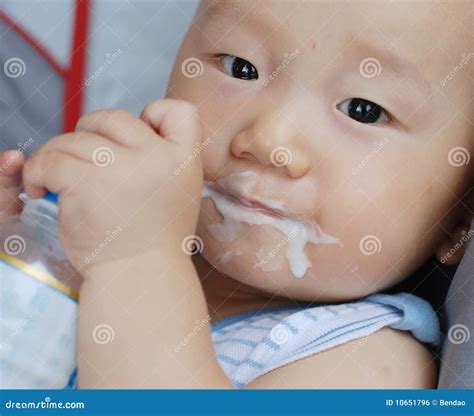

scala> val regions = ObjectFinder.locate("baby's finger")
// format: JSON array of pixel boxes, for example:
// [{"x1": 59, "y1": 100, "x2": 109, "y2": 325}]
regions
[
  {"x1": 23, "y1": 150, "x2": 87, "y2": 198},
  {"x1": 0, "y1": 185, "x2": 23, "y2": 216},
  {"x1": 75, "y1": 109, "x2": 156, "y2": 149},
  {"x1": 0, "y1": 151, "x2": 25, "y2": 217},
  {"x1": 140, "y1": 99, "x2": 202, "y2": 150},
  {"x1": 31, "y1": 132, "x2": 122, "y2": 167},
  {"x1": 0, "y1": 150, "x2": 24, "y2": 180}
]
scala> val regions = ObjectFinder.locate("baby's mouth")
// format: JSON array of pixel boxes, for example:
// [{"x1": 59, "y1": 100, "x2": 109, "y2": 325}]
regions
[
  {"x1": 201, "y1": 175, "x2": 342, "y2": 278},
  {"x1": 203, "y1": 180, "x2": 290, "y2": 220}
]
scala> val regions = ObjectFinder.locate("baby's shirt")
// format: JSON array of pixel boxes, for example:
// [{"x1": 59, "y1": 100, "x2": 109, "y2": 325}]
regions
[{"x1": 211, "y1": 293, "x2": 440, "y2": 388}]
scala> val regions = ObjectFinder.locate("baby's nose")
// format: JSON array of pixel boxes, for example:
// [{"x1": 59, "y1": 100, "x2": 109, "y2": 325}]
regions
[{"x1": 230, "y1": 112, "x2": 312, "y2": 178}]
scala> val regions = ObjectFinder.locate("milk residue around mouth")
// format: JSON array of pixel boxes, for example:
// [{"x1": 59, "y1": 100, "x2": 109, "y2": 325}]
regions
[{"x1": 202, "y1": 173, "x2": 341, "y2": 278}]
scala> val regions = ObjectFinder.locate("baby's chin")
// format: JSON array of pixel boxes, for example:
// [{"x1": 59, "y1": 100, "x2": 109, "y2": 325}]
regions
[
  {"x1": 198, "y1": 227, "x2": 395, "y2": 304},
  {"x1": 196, "y1": 220, "x2": 327, "y2": 299}
]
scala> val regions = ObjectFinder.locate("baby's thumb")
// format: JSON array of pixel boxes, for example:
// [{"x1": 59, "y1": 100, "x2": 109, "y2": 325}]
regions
[
  {"x1": 0, "y1": 150, "x2": 25, "y2": 177},
  {"x1": 140, "y1": 99, "x2": 202, "y2": 151},
  {"x1": 0, "y1": 150, "x2": 25, "y2": 219}
]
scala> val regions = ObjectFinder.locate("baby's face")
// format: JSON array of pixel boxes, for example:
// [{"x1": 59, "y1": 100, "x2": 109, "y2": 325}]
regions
[{"x1": 167, "y1": 0, "x2": 473, "y2": 301}]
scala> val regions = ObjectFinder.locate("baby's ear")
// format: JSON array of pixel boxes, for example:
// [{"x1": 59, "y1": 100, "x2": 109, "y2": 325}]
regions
[
  {"x1": 436, "y1": 226, "x2": 470, "y2": 265},
  {"x1": 435, "y1": 196, "x2": 473, "y2": 266}
]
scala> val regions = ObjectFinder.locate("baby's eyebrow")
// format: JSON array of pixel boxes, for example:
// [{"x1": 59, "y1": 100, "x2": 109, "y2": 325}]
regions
[
  {"x1": 204, "y1": 0, "x2": 242, "y2": 20},
  {"x1": 352, "y1": 40, "x2": 431, "y2": 95},
  {"x1": 201, "y1": 0, "x2": 280, "y2": 36}
]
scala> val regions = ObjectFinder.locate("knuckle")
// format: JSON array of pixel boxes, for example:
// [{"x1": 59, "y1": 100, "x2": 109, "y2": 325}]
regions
[
  {"x1": 142, "y1": 100, "x2": 161, "y2": 117},
  {"x1": 176, "y1": 100, "x2": 198, "y2": 117},
  {"x1": 105, "y1": 108, "x2": 130, "y2": 121},
  {"x1": 76, "y1": 108, "x2": 127, "y2": 132}
]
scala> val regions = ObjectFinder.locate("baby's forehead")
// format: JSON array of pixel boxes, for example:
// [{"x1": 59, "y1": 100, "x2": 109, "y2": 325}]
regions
[{"x1": 199, "y1": 0, "x2": 472, "y2": 82}]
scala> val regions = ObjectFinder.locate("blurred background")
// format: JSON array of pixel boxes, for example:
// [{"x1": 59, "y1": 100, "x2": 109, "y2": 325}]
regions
[
  {"x1": 1, "y1": 0, "x2": 472, "y2": 389},
  {"x1": 0, "y1": 0, "x2": 199, "y2": 156}
]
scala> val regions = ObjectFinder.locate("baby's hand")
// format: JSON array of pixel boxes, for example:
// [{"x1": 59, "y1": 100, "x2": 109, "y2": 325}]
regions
[
  {"x1": 0, "y1": 150, "x2": 25, "y2": 222},
  {"x1": 23, "y1": 99, "x2": 203, "y2": 277}
]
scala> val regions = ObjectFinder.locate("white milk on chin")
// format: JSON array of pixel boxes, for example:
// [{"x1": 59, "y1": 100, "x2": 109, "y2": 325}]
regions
[{"x1": 201, "y1": 173, "x2": 341, "y2": 278}]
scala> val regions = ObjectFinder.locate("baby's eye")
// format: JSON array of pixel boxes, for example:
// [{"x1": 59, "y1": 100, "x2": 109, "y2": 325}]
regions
[
  {"x1": 337, "y1": 98, "x2": 389, "y2": 124},
  {"x1": 219, "y1": 55, "x2": 258, "y2": 81}
]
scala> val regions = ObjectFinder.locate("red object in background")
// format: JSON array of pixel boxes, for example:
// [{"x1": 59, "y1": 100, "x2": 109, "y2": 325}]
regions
[
  {"x1": 1, "y1": 0, "x2": 90, "y2": 134},
  {"x1": 63, "y1": 0, "x2": 90, "y2": 132},
  {"x1": 0, "y1": 9, "x2": 67, "y2": 76}
]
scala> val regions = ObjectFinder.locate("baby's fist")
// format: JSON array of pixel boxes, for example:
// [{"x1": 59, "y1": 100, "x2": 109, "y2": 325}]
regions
[{"x1": 23, "y1": 99, "x2": 204, "y2": 276}]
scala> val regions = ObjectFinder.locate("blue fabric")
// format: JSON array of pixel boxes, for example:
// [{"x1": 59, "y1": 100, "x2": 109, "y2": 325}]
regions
[
  {"x1": 210, "y1": 292, "x2": 440, "y2": 387},
  {"x1": 366, "y1": 292, "x2": 440, "y2": 345},
  {"x1": 66, "y1": 292, "x2": 440, "y2": 388}
]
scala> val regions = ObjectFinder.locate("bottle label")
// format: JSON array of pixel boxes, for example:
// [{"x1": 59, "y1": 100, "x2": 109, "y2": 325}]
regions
[{"x1": 0, "y1": 252, "x2": 78, "y2": 389}]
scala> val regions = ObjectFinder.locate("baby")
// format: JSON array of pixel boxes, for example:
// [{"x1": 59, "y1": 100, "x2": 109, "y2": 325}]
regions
[{"x1": 0, "y1": 0, "x2": 472, "y2": 388}]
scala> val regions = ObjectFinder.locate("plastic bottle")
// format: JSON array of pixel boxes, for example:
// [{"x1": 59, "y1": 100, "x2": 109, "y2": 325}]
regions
[{"x1": 0, "y1": 192, "x2": 79, "y2": 388}]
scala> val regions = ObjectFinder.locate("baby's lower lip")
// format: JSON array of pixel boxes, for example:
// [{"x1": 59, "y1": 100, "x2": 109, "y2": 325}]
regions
[
  {"x1": 233, "y1": 196, "x2": 283, "y2": 218},
  {"x1": 209, "y1": 186, "x2": 284, "y2": 219}
]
